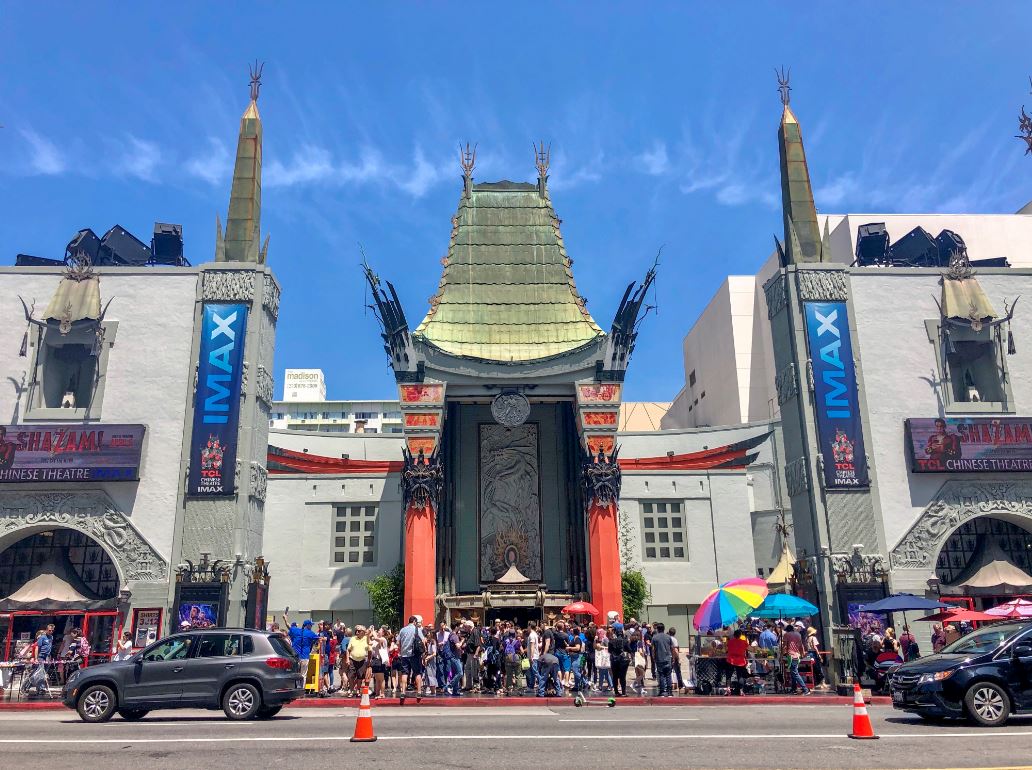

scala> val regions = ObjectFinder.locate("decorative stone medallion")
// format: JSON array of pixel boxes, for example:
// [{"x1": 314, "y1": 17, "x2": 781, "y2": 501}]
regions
[{"x1": 491, "y1": 392, "x2": 531, "y2": 427}]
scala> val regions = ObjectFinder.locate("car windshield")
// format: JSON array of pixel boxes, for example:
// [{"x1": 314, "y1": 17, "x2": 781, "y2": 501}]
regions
[{"x1": 939, "y1": 623, "x2": 1027, "y2": 656}]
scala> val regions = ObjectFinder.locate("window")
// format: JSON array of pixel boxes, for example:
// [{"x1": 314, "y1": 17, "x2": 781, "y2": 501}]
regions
[
  {"x1": 26, "y1": 321, "x2": 117, "y2": 419},
  {"x1": 688, "y1": 370, "x2": 697, "y2": 388},
  {"x1": 196, "y1": 633, "x2": 241, "y2": 658},
  {"x1": 332, "y1": 505, "x2": 377, "y2": 566},
  {"x1": 354, "y1": 411, "x2": 378, "y2": 419},
  {"x1": 926, "y1": 319, "x2": 1013, "y2": 413},
  {"x1": 383, "y1": 411, "x2": 402, "y2": 419},
  {"x1": 143, "y1": 636, "x2": 194, "y2": 661},
  {"x1": 640, "y1": 501, "x2": 688, "y2": 561}
]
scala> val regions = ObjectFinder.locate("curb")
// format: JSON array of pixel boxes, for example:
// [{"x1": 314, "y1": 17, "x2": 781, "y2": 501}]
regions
[{"x1": 0, "y1": 695, "x2": 892, "y2": 712}]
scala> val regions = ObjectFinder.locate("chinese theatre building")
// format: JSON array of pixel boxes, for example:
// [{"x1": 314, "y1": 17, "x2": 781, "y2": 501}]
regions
[{"x1": 263, "y1": 150, "x2": 784, "y2": 628}]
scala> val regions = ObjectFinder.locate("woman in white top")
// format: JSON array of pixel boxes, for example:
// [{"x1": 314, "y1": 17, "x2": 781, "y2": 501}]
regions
[{"x1": 113, "y1": 631, "x2": 134, "y2": 661}]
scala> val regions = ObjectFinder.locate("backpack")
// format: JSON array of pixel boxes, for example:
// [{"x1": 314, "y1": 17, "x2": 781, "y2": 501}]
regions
[
  {"x1": 411, "y1": 628, "x2": 425, "y2": 657},
  {"x1": 504, "y1": 636, "x2": 521, "y2": 663},
  {"x1": 486, "y1": 639, "x2": 500, "y2": 666}
]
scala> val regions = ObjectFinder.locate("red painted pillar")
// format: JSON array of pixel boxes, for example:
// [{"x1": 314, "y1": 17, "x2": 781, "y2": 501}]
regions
[
  {"x1": 587, "y1": 499, "x2": 624, "y2": 621},
  {"x1": 403, "y1": 502, "x2": 436, "y2": 625}
]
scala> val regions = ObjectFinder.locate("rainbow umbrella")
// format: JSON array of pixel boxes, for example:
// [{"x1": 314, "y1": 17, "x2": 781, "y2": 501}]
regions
[{"x1": 693, "y1": 577, "x2": 769, "y2": 632}]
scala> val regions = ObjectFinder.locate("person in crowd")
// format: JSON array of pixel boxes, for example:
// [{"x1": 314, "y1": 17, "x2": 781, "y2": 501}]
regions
[
  {"x1": 804, "y1": 627, "x2": 826, "y2": 689},
  {"x1": 282, "y1": 613, "x2": 319, "y2": 663},
  {"x1": 396, "y1": 615, "x2": 425, "y2": 704},
  {"x1": 369, "y1": 629, "x2": 388, "y2": 698},
  {"x1": 463, "y1": 621, "x2": 482, "y2": 693},
  {"x1": 502, "y1": 627, "x2": 524, "y2": 695},
  {"x1": 631, "y1": 630, "x2": 648, "y2": 695},
  {"x1": 113, "y1": 631, "x2": 134, "y2": 662},
  {"x1": 36, "y1": 624, "x2": 54, "y2": 663},
  {"x1": 525, "y1": 620, "x2": 540, "y2": 691},
  {"x1": 943, "y1": 622, "x2": 962, "y2": 646},
  {"x1": 345, "y1": 625, "x2": 371, "y2": 694},
  {"x1": 609, "y1": 625, "x2": 630, "y2": 697},
  {"x1": 781, "y1": 622, "x2": 809, "y2": 695},
  {"x1": 669, "y1": 626, "x2": 685, "y2": 693},
  {"x1": 594, "y1": 627, "x2": 612, "y2": 692},
  {"x1": 567, "y1": 623, "x2": 586, "y2": 692},
  {"x1": 931, "y1": 623, "x2": 946, "y2": 653},
  {"x1": 552, "y1": 620, "x2": 570, "y2": 689},
  {"x1": 318, "y1": 621, "x2": 336, "y2": 694},
  {"x1": 726, "y1": 628, "x2": 750, "y2": 693},
  {"x1": 758, "y1": 623, "x2": 778, "y2": 649},
  {"x1": 651, "y1": 621, "x2": 674, "y2": 697},
  {"x1": 898, "y1": 624, "x2": 919, "y2": 661},
  {"x1": 443, "y1": 622, "x2": 464, "y2": 696},
  {"x1": 536, "y1": 623, "x2": 562, "y2": 697}
]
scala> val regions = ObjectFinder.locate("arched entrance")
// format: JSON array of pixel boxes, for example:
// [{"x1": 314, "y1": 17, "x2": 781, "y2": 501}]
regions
[
  {"x1": 0, "y1": 528, "x2": 121, "y2": 663},
  {"x1": 933, "y1": 516, "x2": 1032, "y2": 611}
]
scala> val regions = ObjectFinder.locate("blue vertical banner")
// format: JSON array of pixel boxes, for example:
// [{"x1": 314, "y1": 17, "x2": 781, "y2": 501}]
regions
[
  {"x1": 803, "y1": 301, "x2": 869, "y2": 488},
  {"x1": 188, "y1": 303, "x2": 249, "y2": 496}
]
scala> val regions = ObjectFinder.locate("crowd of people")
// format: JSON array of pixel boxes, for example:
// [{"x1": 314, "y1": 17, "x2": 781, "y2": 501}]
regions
[
  {"x1": 275, "y1": 611, "x2": 697, "y2": 699},
  {"x1": 13, "y1": 623, "x2": 93, "y2": 695}
]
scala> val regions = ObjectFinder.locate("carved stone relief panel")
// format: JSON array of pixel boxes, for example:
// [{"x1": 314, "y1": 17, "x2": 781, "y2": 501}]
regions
[
  {"x1": 256, "y1": 364, "x2": 274, "y2": 406},
  {"x1": 263, "y1": 274, "x2": 281, "y2": 321},
  {"x1": 764, "y1": 274, "x2": 788, "y2": 319},
  {"x1": 796, "y1": 270, "x2": 848, "y2": 302},
  {"x1": 202, "y1": 270, "x2": 256, "y2": 303},
  {"x1": 775, "y1": 362, "x2": 798, "y2": 405},
  {"x1": 891, "y1": 480, "x2": 1032, "y2": 569},
  {"x1": 785, "y1": 457, "x2": 810, "y2": 498},
  {"x1": 0, "y1": 491, "x2": 169, "y2": 582},
  {"x1": 479, "y1": 424, "x2": 542, "y2": 582},
  {"x1": 249, "y1": 462, "x2": 268, "y2": 502}
]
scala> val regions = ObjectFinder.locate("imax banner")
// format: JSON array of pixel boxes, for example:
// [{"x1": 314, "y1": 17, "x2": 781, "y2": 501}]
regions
[
  {"x1": 803, "y1": 300, "x2": 869, "y2": 488},
  {"x1": 188, "y1": 303, "x2": 248, "y2": 496}
]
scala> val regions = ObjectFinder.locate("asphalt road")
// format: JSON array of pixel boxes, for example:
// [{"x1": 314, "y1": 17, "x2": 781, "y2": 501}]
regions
[{"x1": 1, "y1": 704, "x2": 1031, "y2": 769}]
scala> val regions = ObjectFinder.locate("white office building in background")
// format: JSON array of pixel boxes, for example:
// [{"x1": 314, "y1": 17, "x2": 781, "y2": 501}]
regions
[{"x1": 270, "y1": 369, "x2": 403, "y2": 434}]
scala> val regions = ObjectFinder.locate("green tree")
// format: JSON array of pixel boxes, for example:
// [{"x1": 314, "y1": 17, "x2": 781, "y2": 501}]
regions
[
  {"x1": 621, "y1": 569, "x2": 651, "y2": 621},
  {"x1": 360, "y1": 563, "x2": 405, "y2": 629}
]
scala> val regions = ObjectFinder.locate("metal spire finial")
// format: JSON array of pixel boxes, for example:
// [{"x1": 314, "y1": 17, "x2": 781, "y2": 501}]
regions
[
  {"x1": 776, "y1": 66, "x2": 791, "y2": 106},
  {"x1": 534, "y1": 141, "x2": 551, "y2": 177},
  {"x1": 249, "y1": 60, "x2": 264, "y2": 102},
  {"x1": 459, "y1": 142, "x2": 477, "y2": 177},
  {"x1": 1017, "y1": 76, "x2": 1032, "y2": 155}
]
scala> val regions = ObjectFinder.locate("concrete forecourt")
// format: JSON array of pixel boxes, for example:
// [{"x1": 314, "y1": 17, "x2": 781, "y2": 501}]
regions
[{"x1": 0, "y1": 705, "x2": 1030, "y2": 769}]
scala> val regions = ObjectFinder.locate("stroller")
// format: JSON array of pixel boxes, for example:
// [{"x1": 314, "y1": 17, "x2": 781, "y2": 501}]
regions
[{"x1": 22, "y1": 662, "x2": 53, "y2": 698}]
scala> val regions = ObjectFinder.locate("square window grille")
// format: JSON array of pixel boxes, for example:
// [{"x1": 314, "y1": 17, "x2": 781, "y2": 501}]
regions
[
  {"x1": 640, "y1": 501, "x2": 688, "y2": 561},
  {"x1": 332, "y1": 504, "x2": 378, "y2": 566}
]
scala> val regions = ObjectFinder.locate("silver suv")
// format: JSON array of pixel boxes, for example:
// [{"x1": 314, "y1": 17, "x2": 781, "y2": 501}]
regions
[{"x1": 62, "y1": 629, "x2": 304, "y2": 722}]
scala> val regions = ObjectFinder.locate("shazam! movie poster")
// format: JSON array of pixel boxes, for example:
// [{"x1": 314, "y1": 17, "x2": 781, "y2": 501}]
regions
[{"x1": 188, "y1": 303, "x2": 248, "y2": 496}]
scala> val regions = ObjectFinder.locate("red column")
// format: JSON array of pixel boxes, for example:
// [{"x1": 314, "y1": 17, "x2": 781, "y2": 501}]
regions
[
  {"x1": 587, "y1": 499, "x2": 623, "y2": 621},
  {"x1": 403, "y1": 502, "x2": 436, "y2": 625}
]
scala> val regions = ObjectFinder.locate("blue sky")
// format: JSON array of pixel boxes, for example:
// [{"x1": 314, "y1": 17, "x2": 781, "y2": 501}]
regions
[{"x1": 2, "y1": 3, "x2": 1031, "y2": 402}]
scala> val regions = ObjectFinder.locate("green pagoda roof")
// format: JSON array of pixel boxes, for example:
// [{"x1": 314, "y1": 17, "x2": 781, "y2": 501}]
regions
[{"x1": 414, "y1": 180, "x2": 604, "y2": 362}]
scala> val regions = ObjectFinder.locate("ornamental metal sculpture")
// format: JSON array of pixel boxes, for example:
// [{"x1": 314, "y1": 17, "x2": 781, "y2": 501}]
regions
[
  {"x1": 401, "y1": 445, "x2": 444, "y2": 512},
  {"x1": 176, "y1": 552, "x2": 232, "y2": 584},
  {"x1": 491, "y1": 391, "x2": 531, "y2": 427},
  {"x1": 776, "y1": 66, "x2": 791, "y2": 106},
  {"x1": 1017, "y1": 77, "x2": 1032, "y2": 155},
  {"x1": 581, "y1": 445, "x2": 622, "y2": 511}
]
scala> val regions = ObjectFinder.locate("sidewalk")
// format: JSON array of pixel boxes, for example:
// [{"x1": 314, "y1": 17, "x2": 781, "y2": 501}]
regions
[{"x1": 0, "y1": 692, "x2": 890, "y2": 711}]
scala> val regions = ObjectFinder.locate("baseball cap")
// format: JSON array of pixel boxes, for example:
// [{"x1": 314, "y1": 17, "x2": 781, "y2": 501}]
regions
[{"x1": 302, "y1": 619, "x2": 313, "y2": 627}]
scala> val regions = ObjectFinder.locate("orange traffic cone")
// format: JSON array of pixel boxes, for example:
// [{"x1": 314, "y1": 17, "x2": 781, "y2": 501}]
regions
[
  {"x1": 847, "y1": 682, "x2": 878, "y2": 740},
  {"x1": 350, "y1": 684, "x2": 377, "y2": 742}
]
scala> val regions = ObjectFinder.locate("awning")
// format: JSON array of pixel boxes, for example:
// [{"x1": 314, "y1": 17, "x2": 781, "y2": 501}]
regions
[
  {"x1": 42, "y1": 276, "x2": 102, "y2": 326},
  {"x1": 0, "y1": 550, "x2": 116, "y2": 611},
  {"x1": 946, "y1": 537, "x2": 1032, "y2": 594},
  {"x1": 766, "y1": 540, "x2": 795, "y2": 588},
  {"x1": 941, "y1": 277, "x2": 998, "y2": 327}
]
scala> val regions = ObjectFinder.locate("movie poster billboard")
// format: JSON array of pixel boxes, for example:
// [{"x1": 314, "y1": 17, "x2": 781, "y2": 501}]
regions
[
  {"x1": 0, "y1": 424, "x2": 145, "y2": 482},
  {"x1": 906, "y1": 417, "x2": 1032, "y2": 472},
  {"x1": 174, "y1": 582, "x2": 228, "y2": 629},
  {"x1": 803, "y1": 301, "x2": 870, "y2": 488},
  {"x1": 187, "y1": 303, "x2": 248, "y2": 496}
]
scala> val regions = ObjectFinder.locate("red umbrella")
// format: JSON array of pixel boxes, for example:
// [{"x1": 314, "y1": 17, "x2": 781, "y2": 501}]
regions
[
  {"x1": 916, "y1": 608, "x2": 1000, "y2": 623},
  {"x1": 561, "y1": 601, "x2": 600, "y2": 617}
]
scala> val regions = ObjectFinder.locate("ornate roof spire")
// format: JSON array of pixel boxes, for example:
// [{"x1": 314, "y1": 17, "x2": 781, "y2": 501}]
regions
[
  {"x1": 218, "y1": 61, "x2": 266, "y2": 263},
  {"x1": 534, "y1": 141, "x2": 550, "y2": 197},
  {"x1": 777, "y1": 70, "x2": 823, "y2": 264},
  {"x1": 1016, "y1": 76, "x2": 1032, "y2": 155},
  {"x1": 460, "y1": 142, "x2": 476, "y2": 198}
]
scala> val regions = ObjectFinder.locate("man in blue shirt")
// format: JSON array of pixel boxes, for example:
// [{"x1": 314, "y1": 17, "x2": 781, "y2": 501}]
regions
[
  {"x1": 37, "y1": 624, "x2": 55, "y2": 661},
  {"x1": 282, "y1": 613, "x2": 319, "y2": 660},
  {"x1": 758, "y1": 623, "x2": 779, "y2": 649}
]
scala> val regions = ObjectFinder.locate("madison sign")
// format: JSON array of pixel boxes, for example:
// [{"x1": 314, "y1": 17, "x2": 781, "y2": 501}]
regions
[
  {"x1": 906, "y1": 417, "x2": 1032, "y2": 472},
  {"x1": 0, "y1": 424, "x2": 146, "y2": 482}
]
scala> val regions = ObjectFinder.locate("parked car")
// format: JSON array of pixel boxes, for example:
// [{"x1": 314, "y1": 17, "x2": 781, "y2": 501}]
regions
[
  {"x1": 63, "y1": 628, "x2": 304, "y2": 723},
  {"x1": 890, "y1": 620, "x2": 1032, "y2": 726}
]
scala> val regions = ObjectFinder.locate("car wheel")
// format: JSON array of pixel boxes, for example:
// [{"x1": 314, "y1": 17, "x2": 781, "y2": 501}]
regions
[
  {"x1": 964, "y1": 682, "x2": 1010, "y2": 727},
  {"x1": 222, "y1": 682, "x2": 261, "y2": 720},
  {"x1": 77, "y1": 684, "x2": 117, "y2": 723},
  {"x1": 256, "y1": 705, "x2": 282, "y2": 719},
  {"x1": 118, "y1": 708, "x2": 150, "y2": 721}
]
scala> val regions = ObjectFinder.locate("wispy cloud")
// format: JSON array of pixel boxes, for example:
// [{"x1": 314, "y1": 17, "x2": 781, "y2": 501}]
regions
[
  {"x1": 20, "y1": 129, "x2": 65, "y2": 175},
  {"x1": 185, "y1": 137, "x2": 232, "y2": 186},
  {"x1": 637, "y1": 141, "x2": 669, "y2": 176},
  {"x1": 550, "y1": 149, "x2": 605, "y2": 190},
  {"x1": 118, "y1": 135, "x2": 162, "y2": 181}
]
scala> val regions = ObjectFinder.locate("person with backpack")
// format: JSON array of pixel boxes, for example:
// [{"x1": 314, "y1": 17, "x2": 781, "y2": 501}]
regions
[
  {"x1": 463, "y1": 622, "x2": 482, "y2": 693},
  {"x1": 608, "y1": 626, "x2": 630, "y2": 697},
  {"x1": 442, "y1": 622, "x2": 464, "y2": 696},
  {"x1": 396, "y1": 615, "x2": 425, "y2": 704},
  {"x1": 502, "y1": 628, "x2": 524, "y2": 695}
]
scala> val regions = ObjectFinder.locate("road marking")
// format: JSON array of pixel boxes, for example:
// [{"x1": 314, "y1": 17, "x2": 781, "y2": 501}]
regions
[
  {"x1": 558, "y1": 717, "x2": 701, "y2": 722},
  {"x1": 2, "y1": 731, "x2": 1032, "y2": 744}
]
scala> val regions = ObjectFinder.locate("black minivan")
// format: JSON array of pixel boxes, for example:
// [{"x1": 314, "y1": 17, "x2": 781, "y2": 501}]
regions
[
  {"x1": 890, "y1": 620, "x2": 1032, "y2": 726},
  {"x1": 63, "y1": 629, "x2": 304, "y2": 722}
]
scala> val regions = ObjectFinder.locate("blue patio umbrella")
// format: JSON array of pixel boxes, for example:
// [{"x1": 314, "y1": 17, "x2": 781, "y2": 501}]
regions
[
  {"x1": 750, "y1": 593, "x2": 819, "y2": 618},
  {"x1": 859, "y1": 593, "x2": 949, "y2": 640}
]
